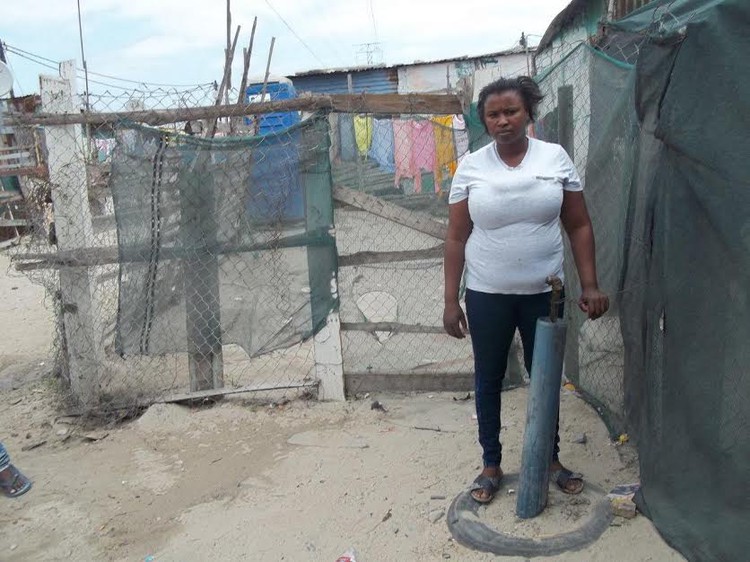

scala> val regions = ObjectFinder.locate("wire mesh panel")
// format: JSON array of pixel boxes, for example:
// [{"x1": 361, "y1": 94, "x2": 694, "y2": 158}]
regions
[
  {"x1": 332, "y1": 113, "x2": 470, "y2": 390},
  {"x1": 330, "y1": 112, "x2": 527, "y2": 393},
  {"x1": 9, "y1": 82, "x2": 336, "y2": 414},
  {"x1": 535, "y1": 44, "x2": 639, "y2": 433}
]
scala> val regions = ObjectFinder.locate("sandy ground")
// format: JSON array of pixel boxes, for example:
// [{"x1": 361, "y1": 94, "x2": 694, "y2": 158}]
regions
[{"x1": 0, "y1": 251, "x2": 684, "y2": 562}]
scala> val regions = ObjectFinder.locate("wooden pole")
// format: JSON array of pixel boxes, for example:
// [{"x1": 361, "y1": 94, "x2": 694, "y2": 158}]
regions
[
  {"x1": 260, "y1": 37, "x2": 276, "y2": 103},
  {"x1": 332, "y1": 185, "x2": 447, "y2": 240},
  {"x1": 9, "y1": 94, "x2": 464, "y2": 127},
  {"x1": 254, "y1": 37, "x2": 276, "y2": 136},
  {"x1": 558, "y1": 85, "x2": 574, "y2": 160},
  {"x1": 233, "y1": 17, "x2": 257, "y2": 132},
  {"x1": 181, "y1": 149, "x2": 224, "y2": 392},
  {"x1": 304, "y1": 119, "x2": 344, "y2": 401},
  {"x1": 40, "y1": 60, "x2": 102, "y2": 408},
  {"x1": 209, "y1": 24, "x2": 241, "y2": 137},
  {"x1": 236, "y1": 17, "x2": 258, "y2": 106}
]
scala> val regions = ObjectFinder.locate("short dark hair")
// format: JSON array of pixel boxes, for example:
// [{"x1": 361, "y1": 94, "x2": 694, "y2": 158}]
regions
[{"x1": 477, "y1": 76, "x2": 544, "y2": 130}]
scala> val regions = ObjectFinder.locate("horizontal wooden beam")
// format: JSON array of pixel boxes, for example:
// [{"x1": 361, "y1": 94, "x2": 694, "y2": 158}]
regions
[
  {"x1": 329, "y1": 93, "x2": 461, "y2": 114},
  {"x1": 157, "y1": 381, "x2": 317, "y2": 404},
  {"x1": 0, "y1": 193, "x2": 23, "y2": 204},
  {"x1": 344, "y1": 373, "x2": 522, "y2": 395},
  {"x1": 8, "y1": 93, "x2": 462, "y2": 127},
  {"x1": 341, "y1": 321, "x2": 446, "y2": 334},
  {"x1": 338, "y1": 244, "x2": 443, "y2": 267},
  {"x1": 333, "y1": 185, "x2": 447, "y2": 240},
  {"x1": 0, "y1": 218, "x2": 28, "y2": 227},
  {"x1": 0, "y1": 165, "x2": 47, "y2": 179},
  {"x1": 344, "y1": 372, "x2": 472, "y2": 394},
  {"x1": 0, "y1": 237, "x2": 20, "y2": 250},
  {"x1": 13, "y1": 230, "x2": 331, "y2": 270}
]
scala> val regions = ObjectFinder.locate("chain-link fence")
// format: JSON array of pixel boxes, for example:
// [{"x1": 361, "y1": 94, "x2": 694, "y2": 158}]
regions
[
  {"x1": 330, "y1": 111, "x2": 529, "y2": 395},
  {"x1": 531, "y1": 2, "x2": 750, "y2": 558},
  {"x1": 533, "y1": 43, "x2": 638, "y2": 434},
  {"x1": 9, "y1": 80, "x2": 336, "y2": 415},
  {"x1": 333, "y1": 113, "x2": 466, "y2": 391}
]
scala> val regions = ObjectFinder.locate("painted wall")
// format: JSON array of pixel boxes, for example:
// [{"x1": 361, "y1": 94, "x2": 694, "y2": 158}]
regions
[
  {"x1": 395, "y1": 52, "x2": 531, "y2": 101},
  {"x1": 471, "y1": 53, "x2": 531, "y2": 101},
  {"x1": 534, "y1": 0, "x2": 607, "y2": 76}
]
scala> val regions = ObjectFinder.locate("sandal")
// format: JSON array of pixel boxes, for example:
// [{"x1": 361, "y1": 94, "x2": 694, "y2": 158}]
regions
[
  {"x1": 470, "y1": 473, "x2": 502, "y2": 504},
  {"x1": 551, "y1": 467, "x2": 584, "y2": 495},
  {"x1": 0, "y1": 465, "x2": 32, "y2": 498}
]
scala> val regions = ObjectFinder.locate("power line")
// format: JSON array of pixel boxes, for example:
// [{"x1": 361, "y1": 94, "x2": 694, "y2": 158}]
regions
[
  {"x1": 263, "y1": 0, "x2": 326, "y2": 67},
  {"x1": 84, "y1": 68, "x2": 213, "y2": 89},
  {"x1": 4, "y1": 47, "x2": 215, "y2": 95},
  {"x1": 4, "y1": 43, "x2": 214, "y2": 88},
  {"x1": 4, "y1": 49, "x2": 59, "y2": 73},
  {"x1": 5, "y1": 48, "x2": 127, "y2": 90}
]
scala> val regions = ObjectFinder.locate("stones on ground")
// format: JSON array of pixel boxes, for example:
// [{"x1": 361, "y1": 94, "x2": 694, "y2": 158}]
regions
[
  {"x1": 21, "y1": 439, "x2": 46, "y2": 451},
  {"x1": 83, "y1": 430, "x2": 110, "y2": 442},
  {"x1": 607, "y1": 482, "x2": 639, "y2": 519},
  {"x1": 573, "y1": 433, "x2": 587, "y2": 444},
  {"x1": 611, "y1": 497, "x2": 637, "y2": 519},
  {"x1": 137, "y1": 403, "x2": 191, "y2": 433},
  {"x1": 371, "y1": 400, "x2": 388, "y2": 413},
  {"x1": 430, "y1": 509, "x2": 446, "y2": 523}
]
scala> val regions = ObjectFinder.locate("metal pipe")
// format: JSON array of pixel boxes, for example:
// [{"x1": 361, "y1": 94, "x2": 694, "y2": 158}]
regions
[{"x1": 516, "y1": 276, "x2": 567, "y2": 519}]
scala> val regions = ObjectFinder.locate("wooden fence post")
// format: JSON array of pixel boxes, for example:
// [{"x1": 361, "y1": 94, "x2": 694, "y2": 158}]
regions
[
  {"x1": 40, "y1": 60, "x2": 102, "y2": 407},
  {"x1": 314, "y1": 287, "x2": 345, "y2": 401},
  {"x1": 305, "y1": 121, "x2": 345, "y2": 401},
  {"x1": 180, "y1": 149, "x2": 224, "y2": 392}
]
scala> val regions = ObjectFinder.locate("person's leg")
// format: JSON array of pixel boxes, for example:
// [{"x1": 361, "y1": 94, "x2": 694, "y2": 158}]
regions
[
  {"x1": 465, "y1": 289, "x2": 518, "y2": 500},
  {"x1": 0, "y1": 441, "x2": 32, "y2": 498},
  {"x1": 516, "y1": 291, "x2": 564, "y2": 462},
  {"x1": 0, "y1": 442, "x2": 9, "y2": 472}
]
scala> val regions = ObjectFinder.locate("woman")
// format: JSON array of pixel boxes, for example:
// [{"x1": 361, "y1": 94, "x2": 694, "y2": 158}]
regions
[
  {"x1": 0, "y1": 441, "x2": 32, "y2": 498},
  {"x1": 443, "y1": 76, "x2": 609, "y2": 504}
]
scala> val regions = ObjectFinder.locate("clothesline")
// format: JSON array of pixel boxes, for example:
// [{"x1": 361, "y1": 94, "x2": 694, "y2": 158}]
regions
[{"x1": 336, "y1": 114, "x2": 470, "y2": 195}]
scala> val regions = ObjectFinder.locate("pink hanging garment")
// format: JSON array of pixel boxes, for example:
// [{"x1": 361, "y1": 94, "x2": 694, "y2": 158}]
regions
[
  {"x1": 393, "y1": 120, "x2": 414, "y2": 189},
  {"x1": 410, "y1": 119, "x2": 437, "y2": 194}
]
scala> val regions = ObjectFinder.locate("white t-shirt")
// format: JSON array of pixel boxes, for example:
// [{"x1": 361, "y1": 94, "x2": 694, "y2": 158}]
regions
[{"x1": 448, "y1": 137, "x2": 582, "y2": 295}]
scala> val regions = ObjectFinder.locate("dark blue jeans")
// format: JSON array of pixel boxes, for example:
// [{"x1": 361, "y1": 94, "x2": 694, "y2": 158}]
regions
[
  {"x1": 0, "y1": 441, "x2": 10, "y2": 471},
  {"x1": 465, "y1": 289, "x2": 563, "y2": 468}
]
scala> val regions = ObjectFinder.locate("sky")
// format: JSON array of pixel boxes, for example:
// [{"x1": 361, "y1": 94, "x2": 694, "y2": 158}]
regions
[{"x1": 2, "y1": 0, "x2": 571, "y2": 98}]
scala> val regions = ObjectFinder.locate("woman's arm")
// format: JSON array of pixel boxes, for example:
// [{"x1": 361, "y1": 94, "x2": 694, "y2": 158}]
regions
[
  {"x1": 560, "y1": 191, "x2": 609, "y2": 320},
  {"x1": 443, "y1": 199, "x2": 472, "y2": 338}
]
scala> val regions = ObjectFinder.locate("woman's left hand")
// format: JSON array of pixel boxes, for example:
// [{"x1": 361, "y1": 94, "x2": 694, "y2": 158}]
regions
[{"x1": 578, "y1": 287, "x2": 609, "y2": 320}]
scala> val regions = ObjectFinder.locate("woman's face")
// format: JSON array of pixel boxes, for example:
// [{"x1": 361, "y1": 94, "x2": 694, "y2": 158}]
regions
[{"x1": 483, "y1": 90, "x2": 529, "y2": 145}]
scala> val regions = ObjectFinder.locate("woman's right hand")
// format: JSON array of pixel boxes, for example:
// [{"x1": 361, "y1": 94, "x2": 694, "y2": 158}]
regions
[{"x1": 443, "y1": 301, "x2": 468, "y2": 339}]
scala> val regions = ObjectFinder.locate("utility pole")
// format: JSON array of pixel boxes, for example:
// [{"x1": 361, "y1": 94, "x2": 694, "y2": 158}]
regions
[
  {"x1": 355, "y1": 42, "x2": 383, "y2": 66},
  {"x1": 76, "y1": 0, "x2": 91, "y2": 112},
  {"x1": 225, "y1": 0, "x2": 232, "y2": 107}
]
